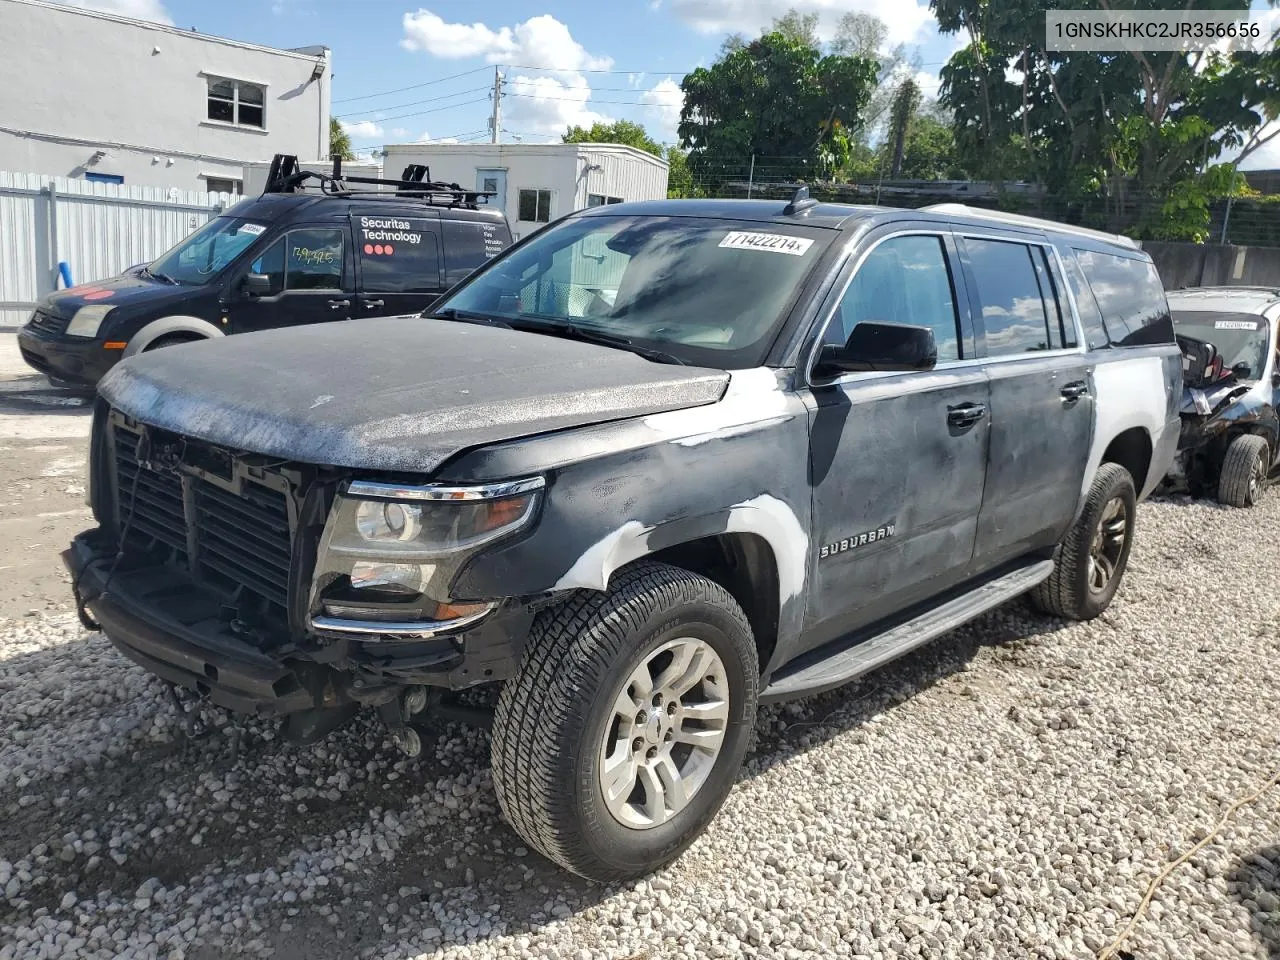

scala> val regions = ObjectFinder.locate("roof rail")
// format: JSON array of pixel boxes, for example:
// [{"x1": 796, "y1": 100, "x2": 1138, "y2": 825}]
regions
[
  {"x1": 783, "y1": 185, "x2": 819, "y2": 216},
  {"x1": 262, "y1": 153, "x2": 495, "y2": 209},
  {"x1": 921, "y1": 202, "x2": 1139, "y2": 249}
]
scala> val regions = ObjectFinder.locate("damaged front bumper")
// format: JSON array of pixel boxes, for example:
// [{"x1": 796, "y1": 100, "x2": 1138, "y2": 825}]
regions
[{"x1": 64, "y1": 531, "x2": 531, "y2": 731}]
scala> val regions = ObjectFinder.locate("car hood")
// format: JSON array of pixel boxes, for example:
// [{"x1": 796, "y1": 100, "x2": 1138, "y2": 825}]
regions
[
  {"x1": 42, "y1": 272, "x2": 180, "y2": 317},
  {"x1": 97, "y1": 316, "x2": 731, "y2": 473}
]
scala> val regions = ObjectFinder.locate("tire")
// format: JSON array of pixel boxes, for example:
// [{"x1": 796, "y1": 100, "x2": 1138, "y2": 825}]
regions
[
  {"x1": 143, "y1": 334, "x2": 203, "y2": 352},
  {"x1": 1030, "y1": 462, "x2": 1136, "y2": 621},
  {"x1": 490, "y1": 561, "x2": 759, "y2": 881},
  {"x1": 1217, "y1": 434, "x2": 1268, "y2": 508}
]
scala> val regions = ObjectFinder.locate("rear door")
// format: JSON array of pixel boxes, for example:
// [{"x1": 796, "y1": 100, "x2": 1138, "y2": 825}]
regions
[
  {"x1": 957, "y1": 229, "x2": 1093, "y2": 570},
  {"x1": 224, "y1": 223, "x2": 354, "y2": 334},
  {"x1": 351, "y1": 211, "x2": 444, "y2": 317},
  {"x1": 801, "y1": 226, "x2": 990, "y2": 651}
]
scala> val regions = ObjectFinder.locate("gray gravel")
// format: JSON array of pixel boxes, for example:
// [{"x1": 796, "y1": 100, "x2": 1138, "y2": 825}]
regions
[{"x1": 2, "y1": 493, "x2": 1280, "y2": 960}]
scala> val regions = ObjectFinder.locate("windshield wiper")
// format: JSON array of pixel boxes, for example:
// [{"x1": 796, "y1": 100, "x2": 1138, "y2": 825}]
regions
[
  {"x1": 143, "y1": 266, "x2": 179, "y2": 285},
  {"x1": 428, "y1": 307, "x2": 511, "y2": 328},
  {"x1": 509, "y1": 318, "x2": 687, "y2": 366}
]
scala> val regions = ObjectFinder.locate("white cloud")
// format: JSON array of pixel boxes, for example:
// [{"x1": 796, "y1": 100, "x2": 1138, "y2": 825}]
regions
[
  {"x1": 666, "y1": 0, "x2": 933, "y2": 47},
  {"x1": 641, "y1": 77, "x2": 685, "y2": 142},
  {"x1": 401, "y1": 10, "x2": 612, "y2": 71},
  {"x1": 417, "y1": 131, "x2": 461, "y2": 144},
  {"x1": 504, "y1": 74, "x2": 610, "y2": 136},
  {"x1": 340, "y1": 119, "x2": 385, "y2": 140},
  {"x1": 390, "y1": 127, "x2": 409, "y2": 138},
  {"x1": 62, "y1": 0, "x2": 172, "y2": 24}
]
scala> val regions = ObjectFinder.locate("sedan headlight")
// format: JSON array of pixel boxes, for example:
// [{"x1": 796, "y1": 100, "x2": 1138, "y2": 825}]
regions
[
  {"x1": 310, "y1": 476, "x2": 544, "y2": 632},
  {"x1": 65, "y1": 305, "x2": 115, "y2": 338}
]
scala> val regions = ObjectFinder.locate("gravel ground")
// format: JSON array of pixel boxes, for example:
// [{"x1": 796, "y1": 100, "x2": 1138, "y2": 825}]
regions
[{"x1": 2, "y1": 493, "x2": 1279, "y2": 960}]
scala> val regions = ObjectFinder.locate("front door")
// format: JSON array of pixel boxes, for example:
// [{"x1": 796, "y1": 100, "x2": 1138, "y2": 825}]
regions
[
  {"x1": 352, "y1": 214, "x2": 444, "y2": 317},
  {"x1": 956, "y1": 232, "x2": 1093, "y2": 568},
  {"x1": 803, "y1": 229, "x2": 990, "y2": 652},
  {"x1": 477, "y1": 169, "x2": 507, "y2": 214},
  {"x1": 224, "y1": 224, "x2": 353, "y2": 333}
]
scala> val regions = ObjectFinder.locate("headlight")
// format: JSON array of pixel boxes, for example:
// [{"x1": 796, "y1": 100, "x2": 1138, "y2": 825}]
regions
[
  {"x1": 65, "y1": 305, "x2": 115, "y2": 338},
  {"x1": 310, "y1": 476, "x2": 544, "y2": 631}
]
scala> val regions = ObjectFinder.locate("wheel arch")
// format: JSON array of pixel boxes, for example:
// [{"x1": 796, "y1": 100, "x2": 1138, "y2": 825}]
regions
[
  {"x1": 121, "y1": 315, "x2": 224, "y2": 357},
  {"x1": 1100, "y1": 426, "x2": 1153, "y2": 493}
]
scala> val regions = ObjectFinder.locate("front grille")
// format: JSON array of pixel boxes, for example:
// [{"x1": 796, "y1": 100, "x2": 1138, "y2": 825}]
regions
[
  {"x1": 27, "y1": 309, "x2": 69, "y2": 336},
  {"x1": 112, "y1": 422, "x2": 295, "y2": 614}
]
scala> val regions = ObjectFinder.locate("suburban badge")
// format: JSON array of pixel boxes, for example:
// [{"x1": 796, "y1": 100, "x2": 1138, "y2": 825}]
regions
[{"x1": 820, "y1": 523, "x2": 897, "y2": 559}]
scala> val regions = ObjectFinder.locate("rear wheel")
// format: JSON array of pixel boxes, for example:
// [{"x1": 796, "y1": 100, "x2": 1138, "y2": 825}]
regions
[
  {"x1": 490, "y1": 561, "x2": 758, "y2": 881},
  {"x1": 1031, "y1": 462, "x2": 1136, "y2": 621},
  {"x1": 1217, "y1": 434, "x2": 1268, "y2": 508}
]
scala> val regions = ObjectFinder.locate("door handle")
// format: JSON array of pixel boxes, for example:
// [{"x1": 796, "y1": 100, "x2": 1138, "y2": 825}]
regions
[
  {"x1": 361, "y1": 299, "x2": 385, "y2": 310},
  {"x1": 947, "y1": 402, "x2": 987, "y2": 427},
  {"x1": 328, "y1": 299, "x2": 351, "y2": 311},
  {"x1": 1060, "y1": 381, "x2": 1089, "y2": 403}
]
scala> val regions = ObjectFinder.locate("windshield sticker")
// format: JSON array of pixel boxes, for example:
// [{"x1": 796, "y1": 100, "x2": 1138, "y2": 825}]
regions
[
  {"x1": 1214, "y1": 319, "x2": 1258, "y2": 330},
  {"x1": 238, "y1": 223, "x2": 267, "y2": 237},
  {"x1": 719, "y1": 231, "x2": 814, "y2": 256},
  {"x1": 359, "y1": 217, "x2": 425, "y2": 256}
]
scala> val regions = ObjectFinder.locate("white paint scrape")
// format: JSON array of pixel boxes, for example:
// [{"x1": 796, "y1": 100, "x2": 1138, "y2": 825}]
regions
[
  {"x1": 724, "y1": 494, "x2": 809, "y2": 603},
  {"x1": 1085, "y1": 355, "x2": 1169, "y2": 498},
  {"x1": 551, "y1": 520, "x2": 653, "y2": 592},
  {"x1": 644, "y1": 367, "x2": 792, "y2": 447}
]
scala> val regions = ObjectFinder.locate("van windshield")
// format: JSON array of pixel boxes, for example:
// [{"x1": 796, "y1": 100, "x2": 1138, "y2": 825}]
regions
[
  {"x1": 433, "y1": 214, "x2": 834, "y2": 369},
  {"x1": 147, "y1": 217, "x2": 267, "y2": 286}
]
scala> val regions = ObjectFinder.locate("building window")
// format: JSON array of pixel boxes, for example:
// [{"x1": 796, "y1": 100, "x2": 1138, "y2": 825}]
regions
[
  {"x1": 202, "y1": 177, "x2": 242, "y2": 194},
  {"x1": 518, "y1": 188, "x2": 552, "y2": 223},
  {"x1": 84, "y1": 172, "x2": 124, "y2": 185},
  {"x1": 587, "y1": 194, "x2": 624, "y2": 207},
  {"x1": 207, "y1": 77, "x2": 266, "y2": 129}
]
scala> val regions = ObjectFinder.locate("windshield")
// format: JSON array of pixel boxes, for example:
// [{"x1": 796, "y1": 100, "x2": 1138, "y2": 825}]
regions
[
  {"x1": 435, "y1": 214, "x2": 834, "y2": 368},
  {"x1": 147, "y1": 217, "x2": 268, "y2": 285},
  {"x1": 1172, "y1": 311, "x2": 1271, "y2": 381}
]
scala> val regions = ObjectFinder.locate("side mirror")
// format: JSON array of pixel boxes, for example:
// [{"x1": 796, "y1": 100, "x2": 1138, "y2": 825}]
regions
[
  {"x1": 243, "y1": 273, "x2": 274, "y2": 297},
  {"x1": 817, "y1": 321, "x2": 938, "y2": 376}
]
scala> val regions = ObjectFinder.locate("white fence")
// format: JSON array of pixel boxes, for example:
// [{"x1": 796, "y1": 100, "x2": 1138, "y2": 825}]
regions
[{"x1": 0, "y1": 172, "x2": 238, "y2": 329}]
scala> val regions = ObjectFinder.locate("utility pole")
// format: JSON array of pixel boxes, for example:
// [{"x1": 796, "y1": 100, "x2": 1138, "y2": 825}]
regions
[{"x1": 489, "y1": 67, "x2": 503, "y2": 145}]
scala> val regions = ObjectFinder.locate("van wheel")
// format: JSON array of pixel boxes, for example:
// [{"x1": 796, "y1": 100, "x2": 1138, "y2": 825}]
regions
[
  {"x1": 144, "y1": 334, "x2": 203, "y2": 351},
  {"x1": 1217, "y1": 434, "x2": 1268, "y2": 508},
  {"x1": 490, "y1": 561, "x2": 758, "y2": 881},
  {"x1": 1030, "y1": 462, "x2": 1136, "y2": 621}
]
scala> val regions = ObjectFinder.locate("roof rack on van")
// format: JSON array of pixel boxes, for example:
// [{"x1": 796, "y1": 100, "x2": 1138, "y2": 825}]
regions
[
  {"x1": 263, "y1": 154, "x2": 495, "y2": 209},
  {"x1": 920, "y1": 203, "x2": 1139, "y2": 249}
]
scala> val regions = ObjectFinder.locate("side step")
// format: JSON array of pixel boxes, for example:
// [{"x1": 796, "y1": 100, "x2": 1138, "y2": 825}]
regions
[{"x1": 761, "y1": 559, "x2": 1055, "y2": 703}]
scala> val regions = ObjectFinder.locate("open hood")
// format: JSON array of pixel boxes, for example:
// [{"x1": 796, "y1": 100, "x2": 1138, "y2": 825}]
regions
[{"x1": 97, "y1": 316, "x2": 730, "y2": 473}]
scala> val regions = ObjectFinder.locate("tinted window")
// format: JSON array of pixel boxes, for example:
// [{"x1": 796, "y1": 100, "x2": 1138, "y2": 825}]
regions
[
  {"x1": 438, "y1": 215, "x2": 833, "y2": 369},
  {"x1": 1074, "y1": 249, "x2": 1173, "y2": 347},
  {"x1": 250, "y1": 238, "x2": 286, "y2": 294},
  {"x1": 1031, "y1": 248, "x2": 1075, "y2": 349},
  {"x1": 286, "y1": 228, "x2": 344, "y2": 291},
  {"x1": 355, "y1": 216, "x2": 441, "y2": 293},
  {"x1": 1061, "y1": 252, "x2": 1110, "y2": 350},
  {"x1": 442, "y1": 220, "x2": 507, "y2": 286},
  {"x1": 964, "y1": 238, "x2": 1052, "y2": 355},
  {"x1": 825, "y1": 235, "x2": 961, "y2": 362},
  {"x1": 519, "y1": 189, "x2": 552, "y2": 223}
]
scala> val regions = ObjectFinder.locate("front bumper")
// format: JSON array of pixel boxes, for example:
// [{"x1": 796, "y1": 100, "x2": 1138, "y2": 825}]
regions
[
  {"x1": 17, "y1": 327, "x2": 119, "y2": 386},
  {"x1": 64, "y1": 532, "x2": 530, "y2": 716}
]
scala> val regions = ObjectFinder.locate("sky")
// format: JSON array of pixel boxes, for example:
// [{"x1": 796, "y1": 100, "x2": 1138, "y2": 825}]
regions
[{"x1": 64, "y1": 0, "x2": 1279, "y2": 168}]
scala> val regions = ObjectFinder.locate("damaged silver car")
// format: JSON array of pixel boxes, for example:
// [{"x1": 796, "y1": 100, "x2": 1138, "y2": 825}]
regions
[{"x1": 1163, "y1": 286, "x2": 1280, "y2": 507}]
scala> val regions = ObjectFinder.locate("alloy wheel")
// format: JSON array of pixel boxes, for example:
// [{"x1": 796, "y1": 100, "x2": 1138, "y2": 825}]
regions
[{"x1": 1087, "y1": 496, "x2": 1128, "y2": 594}]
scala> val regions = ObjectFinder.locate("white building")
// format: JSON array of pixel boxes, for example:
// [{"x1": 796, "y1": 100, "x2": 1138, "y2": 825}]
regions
[
  {"x1": 0, "y1": 0, "x2": 330, "y2": 192},
  {"x1": 379, "y1": 143, "x2": 669, "y2": 240}
]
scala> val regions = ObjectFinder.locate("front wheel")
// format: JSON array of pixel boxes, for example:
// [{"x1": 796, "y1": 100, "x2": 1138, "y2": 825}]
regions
[
  {"x1": 1031, "y1": 462, "x2": 1136, "y2": 621},
  {"x1": 1217, "y1": 434, "x2": 1268, "y2": 508},
  {"x1": 490, "y1": 561, "x2": 758, "y2": 881}
]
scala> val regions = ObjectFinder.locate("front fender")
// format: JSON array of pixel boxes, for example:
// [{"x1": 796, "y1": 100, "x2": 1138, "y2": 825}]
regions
[{"x1": 122, "y1": 315, "x2": 225, "y2": 357}]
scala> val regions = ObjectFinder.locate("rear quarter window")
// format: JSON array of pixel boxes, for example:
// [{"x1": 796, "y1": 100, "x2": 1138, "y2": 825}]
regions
[
  {"x1": 1073, "y1": 248, "x2": 1174, "y2": 347},
  {"x1": 442, "y1": 219, "x2": 509, "y2": 286},
  {"x1": 354, "y1": 215, "x2": 442, "y2": 293}
]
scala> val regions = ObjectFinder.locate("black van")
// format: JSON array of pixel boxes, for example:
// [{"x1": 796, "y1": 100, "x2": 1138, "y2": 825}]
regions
[{"x1": 17, "y1": 155, "x2": 513, "y2": 388}]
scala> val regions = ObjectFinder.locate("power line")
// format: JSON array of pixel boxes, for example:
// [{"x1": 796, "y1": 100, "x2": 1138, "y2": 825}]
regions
[
  {"x1": 336, "y1": 86, "x2": 492, "y2": 120},
  {"x1": 332, "y1": 65, "x2": 492, "y2": 104},
  {"x1": 352, "y1": 97, "x2": 492, "y2": 125}
]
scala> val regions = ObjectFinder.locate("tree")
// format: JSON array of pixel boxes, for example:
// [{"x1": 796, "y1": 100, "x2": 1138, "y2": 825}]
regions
[
  {"x1": 678, "y1": 32, "x2": 878, "y2": 185},
  {"x1": 886, "y1": 77, "x2": 921, "y2": 178},
  {"x1": 875, "y1": 115, "x2": 963, "y2": 180},
  {"x1": 562, "y1": 120, "x2": 663, "y2": 157},
  {"x1": 830, "y1": 11, "x2": 886, "y2": 59},
  {"x1": 770, "y1": 9, "x2": 820, "y2": 49},
  {"x1": 329, "y1": 118, "x2": 354, "y2": 161},
  {"x1": 665, "y1": 146, "x2": 701, "y2": 198}
]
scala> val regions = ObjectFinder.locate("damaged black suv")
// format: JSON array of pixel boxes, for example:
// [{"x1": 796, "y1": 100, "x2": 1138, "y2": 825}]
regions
[{"x1": 66, "y1": 195, "x2": 1181, "y2": 880}]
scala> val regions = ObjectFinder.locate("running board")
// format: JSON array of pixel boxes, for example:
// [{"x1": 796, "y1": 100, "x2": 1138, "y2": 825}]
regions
[{"x1": 761, "y1": 559, "x2": 1055, "y2": 703}]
